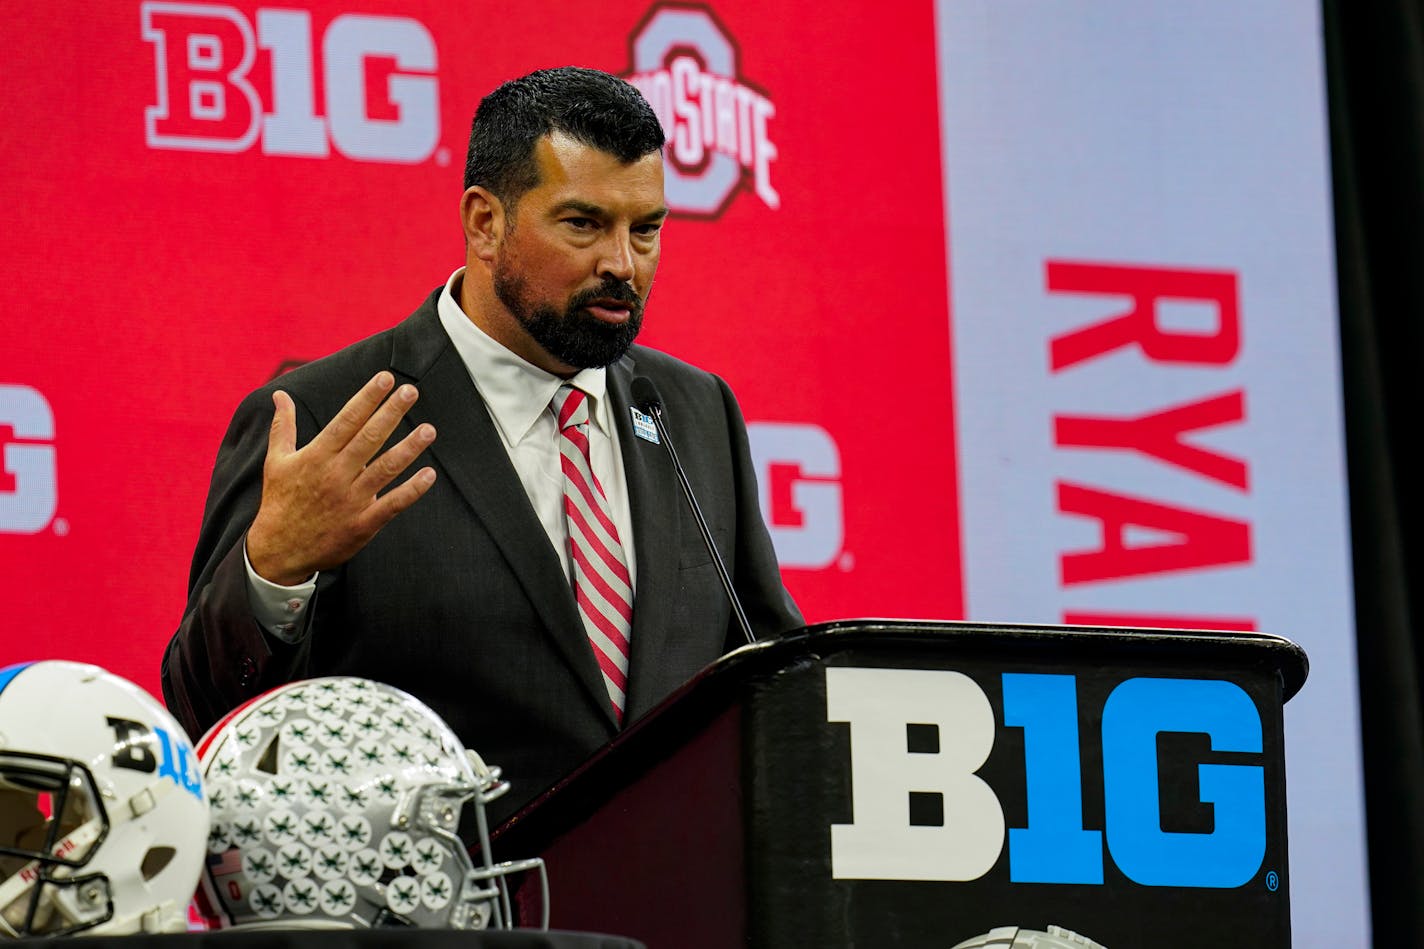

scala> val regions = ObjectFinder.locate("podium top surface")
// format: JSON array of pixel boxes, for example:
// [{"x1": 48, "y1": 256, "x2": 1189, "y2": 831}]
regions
[
  {"x1": 790, "y1": 619, "x2": 1307, "y2": 696},
  {"x1": 705, "y1": 619, "x2": 1308, "y2": 701}
]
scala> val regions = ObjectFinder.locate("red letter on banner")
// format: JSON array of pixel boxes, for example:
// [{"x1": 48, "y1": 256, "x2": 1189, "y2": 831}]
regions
[
  {"x1": 1054, "y1": 390, "x2": 1248, "y2": 490},
  {"x1": 142, "y1": 4, "x2": 260, "y2": 152},
  {"x1": 1057, "y1": 482, "x2": 1251, "y2": 584},
  {"x1": 1047, "y1": 261, "x2": 1240, "y2": 371}
]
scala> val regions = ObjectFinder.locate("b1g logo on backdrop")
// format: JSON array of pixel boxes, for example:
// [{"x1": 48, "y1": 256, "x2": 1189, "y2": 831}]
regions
[
  {"x1": 623, "y1": 3, "x2": 780, "y2": 217},
  {"x1": 0, "y1": 384, "x2": 58, "y2": 535},
  {"x1": 827, "y1": 668, "x2": 1267, "y2": 888},
  {"x1": 141, "y1": 3, "x2": 439, "y2": 163},
  {"x1": 749, "y1": 423, "x2": 843, "y2": 570}
]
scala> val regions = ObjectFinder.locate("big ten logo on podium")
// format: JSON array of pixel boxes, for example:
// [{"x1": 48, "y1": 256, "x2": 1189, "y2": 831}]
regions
[
  {"x1": 140, "y1": 3, "x2": 440, "y2": 163},
  {"x1": 827, "y1": 669, "x2": 1268, "y2": 889},
  {"x1": 748, "y1": 423, "x2": 843, "y2": 570},
  {"x1": 0, "y1": 384, "x2": 58, "y2": 535}
]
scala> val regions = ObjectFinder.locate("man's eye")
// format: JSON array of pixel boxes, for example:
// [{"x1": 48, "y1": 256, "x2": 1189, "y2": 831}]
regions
[
  {"x1": 564, "y1": 217, "x2": 596, "y2": 229},
  {"x1": 634, "y1": 224, "x2": 662, "y2": 237}
]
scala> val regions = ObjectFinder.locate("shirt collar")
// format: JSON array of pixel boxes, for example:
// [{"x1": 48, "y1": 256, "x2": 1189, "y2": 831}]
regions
[{"x1": 436, "y1": 267, "x2": 609, "y2": 445}]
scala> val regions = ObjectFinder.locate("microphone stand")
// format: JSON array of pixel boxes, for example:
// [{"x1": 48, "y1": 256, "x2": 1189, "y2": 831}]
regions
[{"x1": 636, "y1": 386, "x2": 757, "y2": 646}]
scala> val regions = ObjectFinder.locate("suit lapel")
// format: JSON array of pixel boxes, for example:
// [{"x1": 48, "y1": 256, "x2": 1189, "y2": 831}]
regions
[
  {"x1": 608, "y1": 357, "x2": 684, "y2": 719},
  {"x1": 388, "y1": 298, "x2": 617, "y2": 727}
]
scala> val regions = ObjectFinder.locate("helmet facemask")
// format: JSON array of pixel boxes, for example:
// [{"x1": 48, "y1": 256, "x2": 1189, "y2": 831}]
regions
[{"x1": 0, "y1": 753, "x2": 112, "y2": 937}]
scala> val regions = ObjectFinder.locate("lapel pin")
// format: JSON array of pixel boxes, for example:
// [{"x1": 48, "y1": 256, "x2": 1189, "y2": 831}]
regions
[{"x1": 630, "y1": 406, "x2": 660, "y2": 444}]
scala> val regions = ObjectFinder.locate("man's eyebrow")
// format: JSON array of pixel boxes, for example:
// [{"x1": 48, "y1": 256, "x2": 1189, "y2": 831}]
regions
[
  {"x1": 550, "y1": 199, "x2": 606, "y2": 218},
  {"x1": 549, "y1": 200, "x2": 670, "y2": 222}
]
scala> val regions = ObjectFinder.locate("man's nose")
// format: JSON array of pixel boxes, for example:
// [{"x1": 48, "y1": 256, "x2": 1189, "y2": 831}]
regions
[{"x1": 597, "y1": 231, "x2": 636, "y2": 283}]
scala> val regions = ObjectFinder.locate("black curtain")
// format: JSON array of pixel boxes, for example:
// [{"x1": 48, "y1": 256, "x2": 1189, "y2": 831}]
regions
[{"x1": 1325, "y1": 0, "x2": 1424, "y2": 936}]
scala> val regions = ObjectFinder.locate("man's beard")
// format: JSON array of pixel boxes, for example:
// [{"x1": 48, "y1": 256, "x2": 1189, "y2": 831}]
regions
[{"x1": 493, "y1": 264, "x2": 645, "y2": 370}]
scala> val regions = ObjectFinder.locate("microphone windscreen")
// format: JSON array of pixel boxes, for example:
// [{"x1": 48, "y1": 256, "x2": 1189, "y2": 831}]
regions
[{"x1": 631, "y1": 376, "x2": 663, "y2": 413}]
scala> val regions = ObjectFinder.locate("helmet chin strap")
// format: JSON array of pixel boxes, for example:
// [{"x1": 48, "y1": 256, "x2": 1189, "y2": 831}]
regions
[
  {"x1": 139, "y1": 905, "x2": 170, "y2": 933},
  {"x1": 0, "y1": 817, "x2": 106, "y2": 935},
  {"x1": 125, "y1": 771, "x2": 178, "y2": 819}
]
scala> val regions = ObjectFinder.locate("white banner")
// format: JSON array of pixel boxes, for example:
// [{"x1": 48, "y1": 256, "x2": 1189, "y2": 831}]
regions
[{"x1": 936, "y1": 2, "x2": 1366, "y2": 943}]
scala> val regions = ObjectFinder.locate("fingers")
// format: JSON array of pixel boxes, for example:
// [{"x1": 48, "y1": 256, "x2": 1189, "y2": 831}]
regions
[
  {"x1": 306, "y1": 373, "x2": 427, "y2": 479},
  {"x1": 363, "y1": 466, "x2": 438, "y2": 532},
  {"x1": 252, "y1": 374, "x2": 437, "y2": 580},
  {"x1": 340, "y1": 381, "x2": 421, "y2": 469},
  {"x1": 312, "y1": 371, "x2": 396, "y2": 454},
  {"x1": 354, "y1": 422, "x2": 437, "y2": 496}
]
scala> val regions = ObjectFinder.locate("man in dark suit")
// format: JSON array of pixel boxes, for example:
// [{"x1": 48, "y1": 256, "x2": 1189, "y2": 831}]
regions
[{"x1": 162, "y1": 67, "x2": 802, "y2": 822}]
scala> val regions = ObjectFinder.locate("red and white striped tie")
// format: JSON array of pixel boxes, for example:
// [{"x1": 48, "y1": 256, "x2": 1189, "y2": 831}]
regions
[{"x1": 552, "y1": 384, "x2": 633, "y2": 721}]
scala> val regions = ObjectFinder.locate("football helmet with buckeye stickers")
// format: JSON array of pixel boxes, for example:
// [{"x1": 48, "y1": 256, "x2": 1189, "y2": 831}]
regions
[
  {"x1": 195, "y1": 677, "x2": 546, "y2": 930},
  {"x1": 0, "y1": 660, "x2": 209, "y2": 937}
]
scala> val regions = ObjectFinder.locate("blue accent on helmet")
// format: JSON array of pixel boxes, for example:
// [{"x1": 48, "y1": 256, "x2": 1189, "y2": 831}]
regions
[{"x1": 0, "y1": 662, "x2": 38, "y2": 698}]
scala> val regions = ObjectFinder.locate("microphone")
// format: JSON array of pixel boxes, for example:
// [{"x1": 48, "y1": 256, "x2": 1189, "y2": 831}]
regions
[{"x1": 631, "y1": 376, "x2": 757, "y2": 646}]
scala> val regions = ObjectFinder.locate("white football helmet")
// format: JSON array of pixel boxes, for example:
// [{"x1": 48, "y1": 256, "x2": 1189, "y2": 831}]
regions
[
  {"x1": 195, "y1": 677, "x2": 546, "y2": 930},
  {"x1": 0, "y1": 660, "x2": 210, "y2": 937},
  {"x1": 951, "y1": 925, "x2": 1110, "y2": 949}
]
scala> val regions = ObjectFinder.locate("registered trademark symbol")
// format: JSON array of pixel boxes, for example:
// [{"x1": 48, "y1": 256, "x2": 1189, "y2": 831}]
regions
[
  {"x1": 838, "y1": 551, "x2": 854, "y2": 571},
  {"x1": 435, "y1": 147, "x2": 450, "y2": 167},
  {"x1": 1265, "y1": 870, "x2": 1279, "y2": 891},
  {"x1": 51, "y1": 517, "x2": 69, "y2": 537}
]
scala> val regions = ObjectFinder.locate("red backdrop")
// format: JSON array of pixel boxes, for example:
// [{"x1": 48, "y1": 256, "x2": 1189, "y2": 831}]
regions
[{"x1": 1, "y1": 0, "x2": 960, "y2": 699}]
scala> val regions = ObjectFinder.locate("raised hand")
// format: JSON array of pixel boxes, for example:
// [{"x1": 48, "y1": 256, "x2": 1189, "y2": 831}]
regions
[{"x1": 245, "y1": 371, "x2": 437, "y2": 585}]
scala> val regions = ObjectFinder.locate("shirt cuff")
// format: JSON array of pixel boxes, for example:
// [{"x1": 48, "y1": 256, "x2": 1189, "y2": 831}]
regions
[{"x1": 243, "y1": 539, "x2": 317, "y2": 644}]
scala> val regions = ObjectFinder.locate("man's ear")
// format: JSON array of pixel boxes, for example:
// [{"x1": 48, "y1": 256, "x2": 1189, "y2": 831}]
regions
[{"x1": 461, "y1": 186, "x2": 504, "y2": 264}]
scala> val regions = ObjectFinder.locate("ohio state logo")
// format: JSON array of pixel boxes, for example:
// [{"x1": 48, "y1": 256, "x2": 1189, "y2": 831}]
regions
[
  {"x1": 140, "y1": 3, "x2": 440, "y2": 164},
  {"x1": 624, "y1": 3, "x2": 779, "y2": 217}
]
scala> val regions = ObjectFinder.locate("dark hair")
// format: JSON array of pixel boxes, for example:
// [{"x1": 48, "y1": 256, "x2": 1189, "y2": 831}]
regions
[{"x1": 463, "y1": 67, "x2": 666, "y2": 207}]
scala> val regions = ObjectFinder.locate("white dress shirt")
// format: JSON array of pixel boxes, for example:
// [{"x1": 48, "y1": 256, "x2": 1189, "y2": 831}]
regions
[{"x1": 247, "y1": 268, "x2": 638, "y2": 641}]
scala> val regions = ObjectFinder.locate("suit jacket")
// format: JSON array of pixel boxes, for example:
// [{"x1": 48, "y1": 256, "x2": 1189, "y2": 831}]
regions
[{"x1": 162, "y1": 288, "x2": 802, "y2": 821}]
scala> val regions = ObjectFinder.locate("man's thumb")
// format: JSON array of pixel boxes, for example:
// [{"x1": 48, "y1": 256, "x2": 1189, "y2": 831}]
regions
[{"x1": 268, "y1": 390, "x2": 296, "y2": 456}]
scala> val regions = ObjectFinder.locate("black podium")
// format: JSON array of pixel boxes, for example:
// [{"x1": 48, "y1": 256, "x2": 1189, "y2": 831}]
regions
[{"x1": 494, "y1": 621, "x2": 1307, "y2": 949}]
